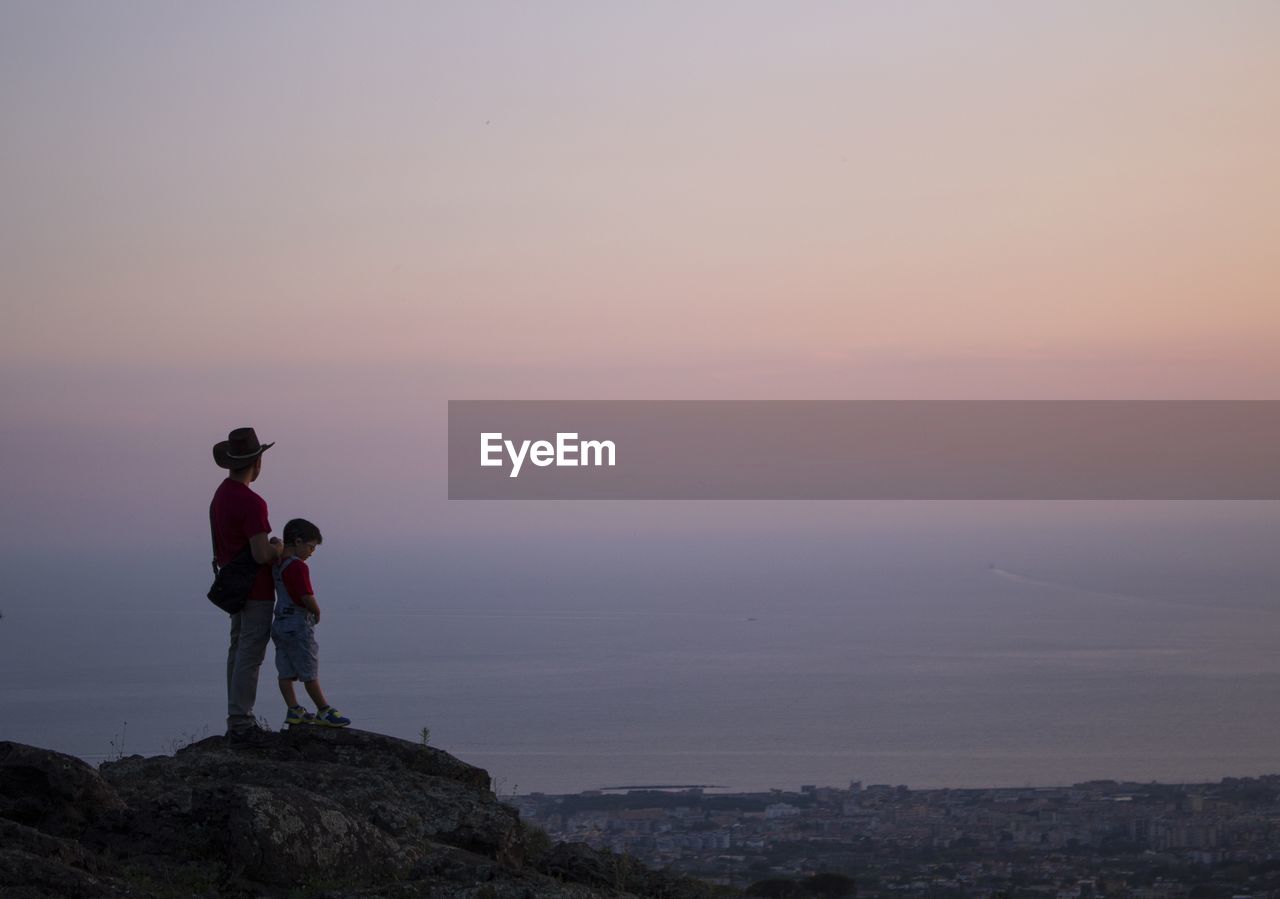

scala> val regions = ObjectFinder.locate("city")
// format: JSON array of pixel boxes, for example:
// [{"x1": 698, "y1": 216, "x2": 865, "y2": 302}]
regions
[{"x1": 515, "y1": 775, "x2": 1280, "y2": 897}]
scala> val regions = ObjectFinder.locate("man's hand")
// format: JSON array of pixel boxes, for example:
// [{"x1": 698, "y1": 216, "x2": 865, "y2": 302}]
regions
[{"x1": 249, "y1": 532, "x2": 281, "y2": 564}]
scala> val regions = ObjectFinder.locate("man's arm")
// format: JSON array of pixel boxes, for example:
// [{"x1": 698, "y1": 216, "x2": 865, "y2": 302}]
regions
[{"x1": 248, "y1": 532, "x2": 290, "y2": 564}]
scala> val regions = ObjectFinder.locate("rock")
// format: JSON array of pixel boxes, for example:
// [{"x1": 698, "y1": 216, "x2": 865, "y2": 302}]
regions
[
  {"x1": 206, "y1": 781, "x2": 413, "y2": 885},
  {"x1": 272, "y1": 725, "x2": 493, "y2": 790},
  {"x1": 0, "y1": 741, "x2": 126, "y2": 838},
  {"x1": 0, "y1": 729, "x2": 735, "y2": 898},
  {"x1": 0, "y1": 817, "x2": 135, "y2": 899},
  {"x1": 0, "y1": 850, "x2": 133, "y2": 899},
  {"x1": 99, "y1": 727, "x2": 522, "y2": 873}
]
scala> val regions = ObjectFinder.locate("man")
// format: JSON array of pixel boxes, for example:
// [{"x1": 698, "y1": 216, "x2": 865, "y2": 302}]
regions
[{"x1": 211, "y1": 427, "x2": 292, "y2": 742}]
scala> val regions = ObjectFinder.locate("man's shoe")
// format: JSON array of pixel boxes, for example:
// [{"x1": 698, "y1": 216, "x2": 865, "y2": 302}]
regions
[
  {"x1": 314, "y1": 706, "x2": 351, "y2": 728},
  {"x1": 284, "y1": 706, "x2": 315, "y2": 727}
]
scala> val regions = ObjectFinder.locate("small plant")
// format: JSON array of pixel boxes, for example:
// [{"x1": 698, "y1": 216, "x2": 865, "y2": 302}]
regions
[
  {"x1": 603, "y1": 849, "x2": 640, "y2": 893},
  {"x1": 108, "y1": 721, "x2": 128, "y2": 762},
  {"x1": 419, "y1": 725, "x2": 431, "y2": 747},
  {"x1": 491, "y1": 776, "x2": 519, "y2": 806},
  {"x1": 167, "y1": 724, "x2": 209, "y2": 754},
  {"x1": 520, "y1": 820, "x2": 554, "y2": 865}
]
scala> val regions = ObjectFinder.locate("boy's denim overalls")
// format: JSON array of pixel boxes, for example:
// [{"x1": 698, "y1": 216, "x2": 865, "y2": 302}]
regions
[{"x1": 272, "y1": 557, "x2": 319, "y2": 682}]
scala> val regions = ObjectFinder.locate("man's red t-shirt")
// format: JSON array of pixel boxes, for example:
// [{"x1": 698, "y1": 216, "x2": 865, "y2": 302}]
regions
[
  {"x1": 279, "y1": 560, "x2": 315, "y2": 606},
  {"x1": 211, "y1": 478, "x2": 274, "y2": 602}
]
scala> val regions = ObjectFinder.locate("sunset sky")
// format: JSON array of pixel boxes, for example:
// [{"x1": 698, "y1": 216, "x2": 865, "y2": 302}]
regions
[{"x1": 2, "y1": 1, "x2": 1278, "y2": 552}]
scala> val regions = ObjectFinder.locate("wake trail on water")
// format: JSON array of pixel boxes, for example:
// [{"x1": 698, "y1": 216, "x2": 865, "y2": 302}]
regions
[{"x1": 988, "y1": 566, "x2": 1193, "y2": 610}]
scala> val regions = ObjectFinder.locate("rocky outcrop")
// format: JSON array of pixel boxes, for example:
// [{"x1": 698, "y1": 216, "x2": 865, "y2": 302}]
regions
[
  {"x1": 0, "y1": 729, "x2": 733, "y2": 898},
  {"x1": 0, "y1": 741, "x2": 126, "y2": 838}
]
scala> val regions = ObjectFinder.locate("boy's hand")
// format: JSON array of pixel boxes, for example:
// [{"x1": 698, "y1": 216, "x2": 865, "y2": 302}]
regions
[{"x1": 302, "y1": 596, "x2": 321, "y2": 624}]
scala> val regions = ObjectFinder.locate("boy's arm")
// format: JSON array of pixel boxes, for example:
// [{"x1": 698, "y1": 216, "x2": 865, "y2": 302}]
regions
[
  {"x1": 281, "y1": 559, "x2": 316, "y2": 619},
  {"x1": 299, "y1": 594, "x2": 321, "y2": 623}
]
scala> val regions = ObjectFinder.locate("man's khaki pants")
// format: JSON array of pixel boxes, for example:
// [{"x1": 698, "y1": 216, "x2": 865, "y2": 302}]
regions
[{"x1": 226, "y1": 600, "x2": 274, "y2": 733}]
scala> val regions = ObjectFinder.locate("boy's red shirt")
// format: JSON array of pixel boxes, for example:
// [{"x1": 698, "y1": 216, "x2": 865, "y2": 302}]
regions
[{"x1": 280, "y1": 560, "x2": 315, "y2": 606}]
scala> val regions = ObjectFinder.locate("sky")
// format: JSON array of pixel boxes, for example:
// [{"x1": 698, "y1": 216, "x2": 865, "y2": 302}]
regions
[
  {"x1": 4, "y1": 3, "x2": 1280, "y2": 786},
  {"x1": 1, "y1": 0, "x2": 1278, "y2": 553}
]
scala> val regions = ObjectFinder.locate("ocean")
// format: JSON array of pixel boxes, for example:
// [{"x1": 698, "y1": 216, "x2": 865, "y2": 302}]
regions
[{"x1": 4, "y1": 510, "x2": 1279, "y2": 794}]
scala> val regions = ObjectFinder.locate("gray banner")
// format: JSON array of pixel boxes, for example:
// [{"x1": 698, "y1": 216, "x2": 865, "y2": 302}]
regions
[{"x1": 447, "y1": 401, "x2": 1280, "y2": 500}]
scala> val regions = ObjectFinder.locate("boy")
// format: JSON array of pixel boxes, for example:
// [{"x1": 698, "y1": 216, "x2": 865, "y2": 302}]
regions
[{"x1": 271, "y1": 518, "x2": 351, "y2": 728}]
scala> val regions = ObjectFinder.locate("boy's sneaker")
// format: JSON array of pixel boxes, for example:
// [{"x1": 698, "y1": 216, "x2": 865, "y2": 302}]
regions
[
  {"x1": 314, "y1": 706, "x2": 351, "y2": 728},
  {"x1": 284, "y1": 706, "x2": 315, "y2": 727}
]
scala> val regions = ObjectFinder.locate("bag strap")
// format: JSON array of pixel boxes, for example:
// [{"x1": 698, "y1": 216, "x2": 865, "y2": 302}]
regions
[{"x1": 209, "y1": 501, "x2": 219, "y2": 576}]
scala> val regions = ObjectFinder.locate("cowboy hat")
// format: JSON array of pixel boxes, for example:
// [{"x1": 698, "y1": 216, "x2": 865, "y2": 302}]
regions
[{"x1": 213, "y1": 427, "x2": 275, "y2": 469}]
